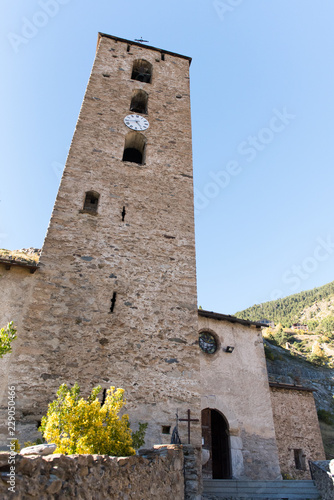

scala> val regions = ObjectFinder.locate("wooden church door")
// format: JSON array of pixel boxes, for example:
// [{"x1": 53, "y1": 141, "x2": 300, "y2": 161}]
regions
[{"x1": 201, "y1": 408, "x2": 232, "y2": 479}]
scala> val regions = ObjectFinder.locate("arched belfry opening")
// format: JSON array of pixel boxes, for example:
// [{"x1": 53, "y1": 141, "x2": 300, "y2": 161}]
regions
[
  {"x1": 202, "y1": 408, "x2": 232, "y2": 479},
  {"x1": 122, "y1": 131, "x2": 146, "y2": 164},
  {"x1": 131, "y1": 59, "x2": 152, "y2": 83},
  {"x1": 130, "y1": 89, "x2": 148, "y2": 114}
]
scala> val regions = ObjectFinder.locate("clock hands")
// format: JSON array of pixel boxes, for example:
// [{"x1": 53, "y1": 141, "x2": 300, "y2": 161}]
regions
[
  {"x1": 124, "y1": 114, "x2": 149, "y2": 130},
  {"x1": 126, "y1": 119, "x2": 140, "y2": 126}
]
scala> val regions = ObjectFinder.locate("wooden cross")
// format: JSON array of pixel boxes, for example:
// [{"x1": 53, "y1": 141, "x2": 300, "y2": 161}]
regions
[{"x1": 179, "y1": 409, "x2": 199, "y2": 444}]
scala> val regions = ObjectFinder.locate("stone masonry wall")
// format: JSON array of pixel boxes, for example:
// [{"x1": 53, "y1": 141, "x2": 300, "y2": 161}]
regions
[
  {"x1": 0, "y1": 265, "x2": 35, "y2": 330},
  {"x1": 182, "y1": 445, "x2": 202, "y2": 500},
  {"x1": 2, "y1": 34, "x2": 202, "y2": 449},
  {"x1": 0, "y1": 266, "x2": 36, "y2": 446},
  {"x1": 0, "y1": 445, "x2": 185, "y2": 500},
  {"x1": 270, "y1": 387, "x2": 325, "y2": 479},
  {"x1": 309, "y1": 460, "x2": 334, "y2": 500}
]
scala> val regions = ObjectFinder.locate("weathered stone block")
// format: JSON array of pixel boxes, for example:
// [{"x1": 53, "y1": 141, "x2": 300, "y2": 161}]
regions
[
  {"x1": 0, "y1": 452, "x2": 10, "y2": 467},
  {"x1": 46, "y1": 475, "x2": 63, "y2": 494},
  {"x1": 20, "y1": 443, "x2": 56, "y2": 456}
]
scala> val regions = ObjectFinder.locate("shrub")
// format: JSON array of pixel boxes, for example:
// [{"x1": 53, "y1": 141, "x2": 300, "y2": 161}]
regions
[
  {"x1": 314, "y1": 341, "x2": 329, "y2": 360},
  {"x1": 307, "y1": 349, "x2": 329, "y2": 366},
  {"x1": 317, "y1": 409, "x2": 334, "y2": 425},
  {"x1": 269, "y1": 329, "x2": 294, "y2": 348},
  {"x1": 320, "y1": 316, "x2": 334, "y2": 335},
  {"x1": 0, "y1": 322, "x2": 17, "y2": 358},
  {"x1": 131, "y1": 422, "x2": 148, "y2": 450},
  {"x1": 308, "y1": 319, "x2": 319, "y2": 331},
  {"x1": 293, "y1": 343, "x2": 302, "y2": 352},
  {"x1": 23, "y1": 438, "x2": 44, "y2": 448},
  {"x1": 264, "y1": 345, "x2": 275, "y2": 361},
  {"x1": 40, "y1": 383, "x2": 146, "y2": 456},
  {"x1": 10, "y1": 439, "x2": 20, "y2": 452}
]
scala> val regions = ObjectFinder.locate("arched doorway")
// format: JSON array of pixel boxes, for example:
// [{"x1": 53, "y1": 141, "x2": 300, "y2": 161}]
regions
[{"x1": 202, "y1": 408, "x2": 232, "y2": 479}]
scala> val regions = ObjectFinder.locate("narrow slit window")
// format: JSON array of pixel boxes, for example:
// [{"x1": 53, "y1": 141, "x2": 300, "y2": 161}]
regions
[
  {"x1": 82, "y1": 191, "x2": 100, "y2": 214},
  {"x1": 130, "y1": 89, "x2": 148, "y2": 114},
  {"x1": 131, "y1": 59, "x2": 152, "y2": 83},
  {"x1": 110, "y1": 292, "x2": 117, "y2": 313},
  {"x1": 122, "y1": 131, "x2": 146, "y2": 165}
]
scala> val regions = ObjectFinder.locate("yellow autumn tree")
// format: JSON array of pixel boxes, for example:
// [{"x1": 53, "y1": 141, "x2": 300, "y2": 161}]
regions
[
  {"x1": 308, "y1": 341, "x2": 329, "y2": 366},
  {"x1": 40, "y1": 383, "x2": 137, "y2": 456}
]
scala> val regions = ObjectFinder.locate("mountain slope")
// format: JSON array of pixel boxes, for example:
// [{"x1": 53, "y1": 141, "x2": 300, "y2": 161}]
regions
[
  {"x1": 236, "y1": 282, "x2": 334, "y2": 459},
  {"x1": 236, "y1": 280, "x2": 334, "y2": 328}
]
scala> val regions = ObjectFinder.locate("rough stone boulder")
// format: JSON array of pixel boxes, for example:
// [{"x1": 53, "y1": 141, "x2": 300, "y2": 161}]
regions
[{"x1": 20, "y1": 443, "x2": 56, "y2": 456}]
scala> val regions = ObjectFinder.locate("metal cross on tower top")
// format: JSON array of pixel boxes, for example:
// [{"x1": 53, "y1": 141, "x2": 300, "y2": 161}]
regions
[
  {"x1": 134, "y1": 37, "x2": 149, "y2": 43},
  {"x1": 179, "y1": 409, "x2": 199, "y2": 444}
]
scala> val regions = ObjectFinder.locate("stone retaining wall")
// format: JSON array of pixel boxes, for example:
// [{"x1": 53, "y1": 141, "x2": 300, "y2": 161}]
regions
[
  {"x1": 309, "y1": 460, "x2": 334, "y2": 500},
  {"x1": 0, "y1": 445, "x2": 187, "y2": 499}
]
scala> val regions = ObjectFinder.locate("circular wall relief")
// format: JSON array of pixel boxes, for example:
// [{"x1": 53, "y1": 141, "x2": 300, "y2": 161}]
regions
[{"x1": 199, "y1": 331, "x2": 217, "y2": 354}]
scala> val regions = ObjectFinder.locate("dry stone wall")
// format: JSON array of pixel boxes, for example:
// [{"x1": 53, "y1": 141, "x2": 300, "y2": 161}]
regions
[{"x1": 0, "y1": 445, "x2": 185, "y2": 500}]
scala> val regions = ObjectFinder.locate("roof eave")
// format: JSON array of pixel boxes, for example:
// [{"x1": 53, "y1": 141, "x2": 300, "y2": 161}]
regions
[{"x1": 198, "y1": 309, "x2": 266, "y2": 328}]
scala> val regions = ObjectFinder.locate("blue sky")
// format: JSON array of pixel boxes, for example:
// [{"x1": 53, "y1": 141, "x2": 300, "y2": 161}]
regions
[{"x1": 1, "y1": 1, "x2": 334, "y2": 315}]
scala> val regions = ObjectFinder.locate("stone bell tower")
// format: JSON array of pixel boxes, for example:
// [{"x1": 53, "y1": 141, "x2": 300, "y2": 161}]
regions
[{"x1": 4, "y1": 34, "x2": 201, "y2": 447}]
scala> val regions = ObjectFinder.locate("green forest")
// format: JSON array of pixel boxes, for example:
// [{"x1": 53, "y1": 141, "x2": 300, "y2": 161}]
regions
[{"x1": 236, "y1": 280, "x2": 334, "y2": 329}]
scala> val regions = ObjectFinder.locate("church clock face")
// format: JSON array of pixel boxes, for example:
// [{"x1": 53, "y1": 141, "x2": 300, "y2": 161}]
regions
[
  {"x1": 199, "y1": 332, "x2": 217, "y2": 354},
  {"x1": 124, "y1": 114, "x2": 149, "y2": 131}
]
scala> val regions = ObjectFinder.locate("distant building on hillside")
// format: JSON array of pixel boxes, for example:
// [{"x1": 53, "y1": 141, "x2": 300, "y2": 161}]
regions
[
  {"x1": 260, "y1": 318, "x2": 275, "y2": 328},
  {"x1": 291, "y1": 323, "x2": 308, "y2": 331}
]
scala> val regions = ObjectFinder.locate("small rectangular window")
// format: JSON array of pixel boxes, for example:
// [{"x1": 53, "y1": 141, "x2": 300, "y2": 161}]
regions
[
  {"x1": 82, "y1": 191, "x2": 100, "y2": 215},
  {"x1": 294, "y1": 449, "x2": 306, "y2": 470}
]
